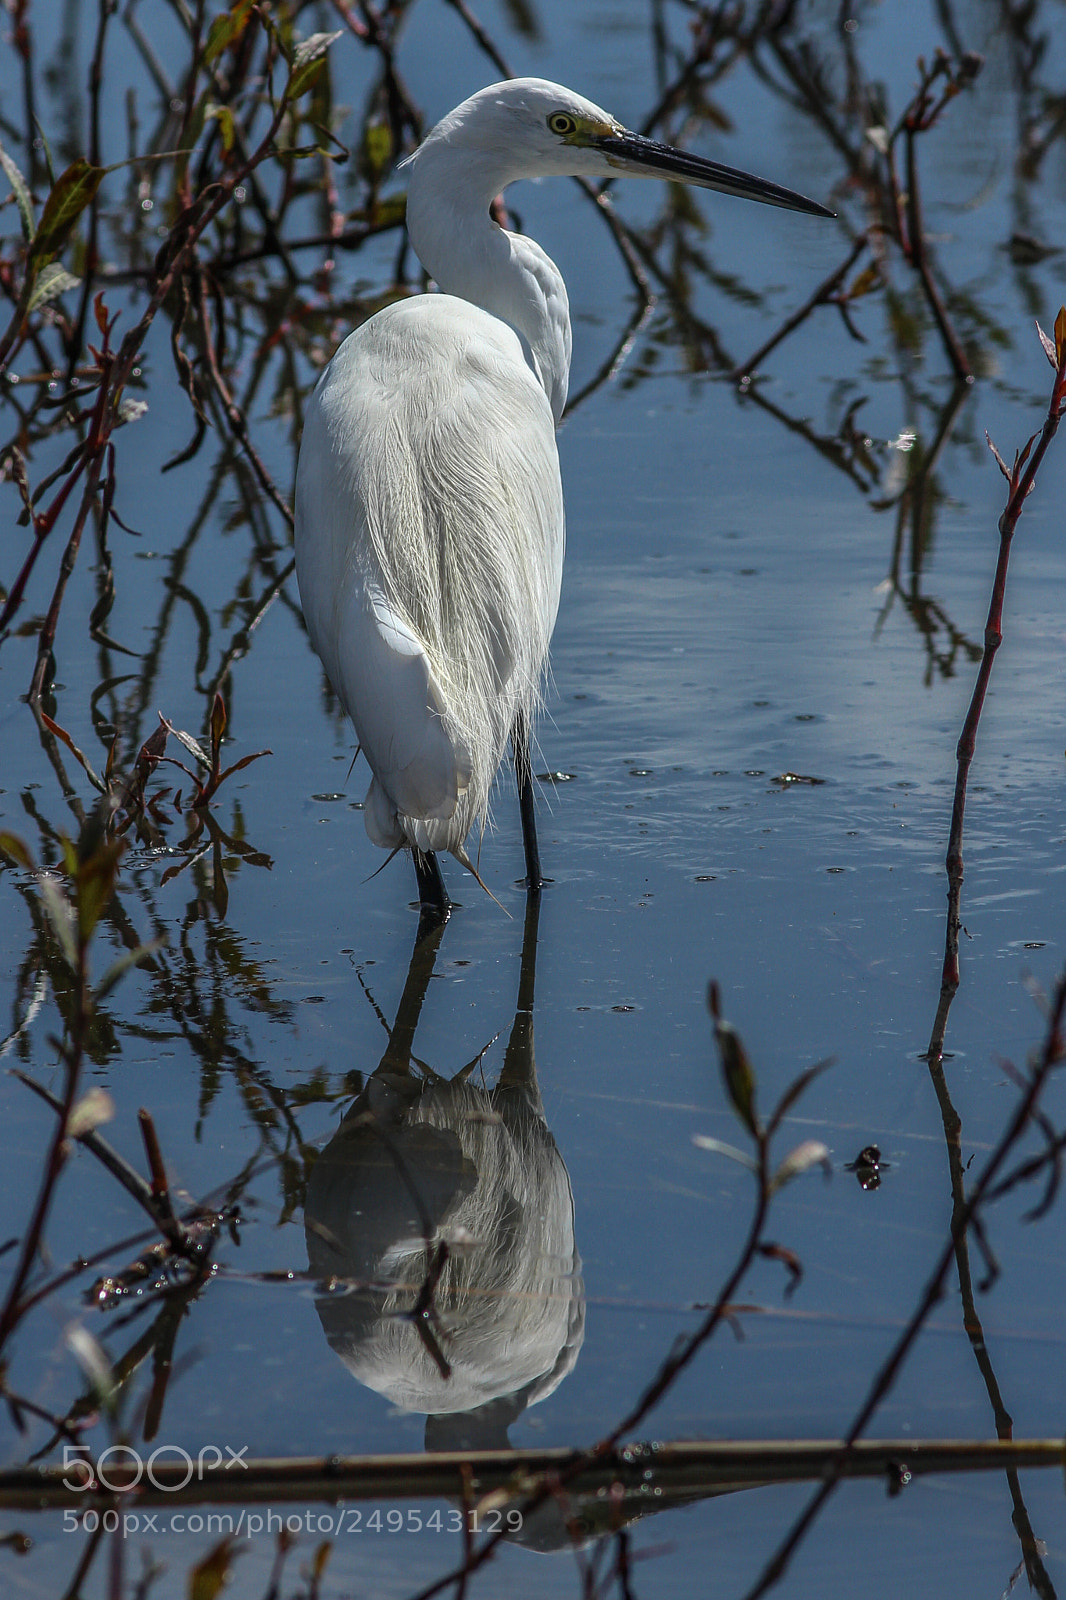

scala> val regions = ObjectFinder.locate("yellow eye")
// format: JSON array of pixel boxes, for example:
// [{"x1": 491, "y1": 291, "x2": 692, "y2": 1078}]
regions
[{"x1": 548, "y1": 112, "x2": 577, "y2": 137}]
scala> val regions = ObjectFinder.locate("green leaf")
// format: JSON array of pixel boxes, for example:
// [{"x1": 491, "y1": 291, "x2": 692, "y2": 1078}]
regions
[
  {"x1": 96, "y1": 937, "x2": 166, "y2": 1001},
  {"x1": 28, "y1": 159, "x2": 106, "y2": 270},
  {"x1": 203, "y1": 0, "x2": 254, "y2": 65},
  {"x1": 204, "y1": 103, "x2": 237, "y2": 154},
  {"x1": 287, "y1": 30, "x2": 341, "y2": 100},
  {"x1": 39, "y1": 874, "x2": 78, "y2": 970},
  {"x1": 845, "y1": 262, "x2": 881, "y2": 301},
  {"x1": 368, "y1": 194, "x2": 407, "y2": 230},
  {"x1": 714, "y1": 1017, "x2": 759, "y2": 1137},
  {"x1": 189, "y1": 1537, "x2": 244, "y2": 1600},
  {"x1": 0, "y1": 137, "x2": 35, "y2": 243},
  {"x1": 0, "y1": 832, "x2": 35, "y2": 870},
  {"x1": 26, "y1": 261, "x2": 81, "y2": 312},
  {"x1": 74, "y1": 836, "x2": 123, "y2": 945},
  {"x1": 363, "y1": 121, "x2": 394, "y2": 180}
]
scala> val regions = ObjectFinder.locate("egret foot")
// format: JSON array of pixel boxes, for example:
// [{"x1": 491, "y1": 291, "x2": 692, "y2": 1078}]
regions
[{"x1": 413, "y1": 848, "x2": 451, "y2": 937}]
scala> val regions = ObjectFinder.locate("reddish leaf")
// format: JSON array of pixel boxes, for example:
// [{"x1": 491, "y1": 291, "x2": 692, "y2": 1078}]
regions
[
  {"x1": 1036, "y1": 320, "x2": 1057, "y2": 370},
  {"x1": 985, "y1": 432, "x2": 1010, "y2": 482},
  {"x1": 158, "y1": 717, "x2": 210, "y2": 772},
  {"x1": 40, "y1": 712, "x2": 107, "y2": 793},
  {"x1": 209, "y1": 692, "x2": 227, "y2": 760},
  {"x1": 216, "y1": 748, "x2": 272, "y2": 784},
  {"x1": 757, "y1": 1241, "x2": 803, "y2": 1299}
]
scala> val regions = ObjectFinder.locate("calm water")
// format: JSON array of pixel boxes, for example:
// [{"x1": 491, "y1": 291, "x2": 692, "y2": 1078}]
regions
[{"x1": 1, "y1": 0, "x2": 1065, "y2": 1594}]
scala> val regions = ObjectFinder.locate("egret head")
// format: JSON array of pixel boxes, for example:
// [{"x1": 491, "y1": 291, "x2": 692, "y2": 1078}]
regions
[{"x1": 409, "y1": 77, "x2": 833, "y2": 218}]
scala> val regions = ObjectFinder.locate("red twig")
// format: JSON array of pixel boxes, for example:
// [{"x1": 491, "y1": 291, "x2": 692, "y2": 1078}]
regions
[{"x1": 930, "y1": 315, "x2": 1066, "y2": 1059}]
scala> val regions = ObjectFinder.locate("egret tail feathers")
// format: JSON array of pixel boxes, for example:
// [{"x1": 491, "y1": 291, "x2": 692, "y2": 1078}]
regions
[{"x1": 454, "y1": 845, "x2": 512, "y2": 918}]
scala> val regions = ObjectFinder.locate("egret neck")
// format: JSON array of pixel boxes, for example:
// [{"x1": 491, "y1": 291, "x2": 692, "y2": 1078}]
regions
[{"x1": 404, "y1": 130, "x2": 573, "y2": 423}]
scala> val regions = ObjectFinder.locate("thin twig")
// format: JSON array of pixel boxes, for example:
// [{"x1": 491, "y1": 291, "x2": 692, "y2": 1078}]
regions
[{"x1": 928, "y1": 321, "x2": 1066, "y2": 1059}]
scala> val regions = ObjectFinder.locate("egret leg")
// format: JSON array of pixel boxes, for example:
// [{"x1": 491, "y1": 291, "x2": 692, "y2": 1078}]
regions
[
  {"x1": 377, "y1": 913, "x2": 447, "y2": 1074},
  {"x1": 413, "y1": 848, "x2": 451, "y2": 936},
  {"x1": 513, "y1": 712, "x2": 543, "y2": 893}
]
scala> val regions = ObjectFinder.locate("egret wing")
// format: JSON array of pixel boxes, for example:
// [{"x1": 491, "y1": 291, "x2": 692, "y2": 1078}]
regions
[{"x1": 295, "y1": 294, "x2": 563, "y2": 857}]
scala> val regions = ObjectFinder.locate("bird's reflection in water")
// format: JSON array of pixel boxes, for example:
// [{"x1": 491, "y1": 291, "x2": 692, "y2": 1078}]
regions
[{"x1": 305, "y1": 897, "x2": 584, "y2": 1462}]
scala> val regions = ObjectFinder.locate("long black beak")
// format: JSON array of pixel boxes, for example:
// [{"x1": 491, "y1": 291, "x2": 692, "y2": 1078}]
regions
[{"x1": 595, "y1": 130, "x2": 834, "y2": 219}]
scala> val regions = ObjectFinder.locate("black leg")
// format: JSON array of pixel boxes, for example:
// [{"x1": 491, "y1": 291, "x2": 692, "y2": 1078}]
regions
[
  {"x1": 513, "y1": 712, "x2": 543, "y2": 893},
  {"x1": 412, "y1": 847, "x2": 450, "y2": 938},
  {"x1": 377, "y1": 911, "x2": 447, "y2": 1073}
]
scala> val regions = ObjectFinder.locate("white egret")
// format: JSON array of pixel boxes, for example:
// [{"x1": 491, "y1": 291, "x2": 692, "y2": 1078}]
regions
[{"x1": 294, "y1": 78, "x2": 830, "y2": 922}]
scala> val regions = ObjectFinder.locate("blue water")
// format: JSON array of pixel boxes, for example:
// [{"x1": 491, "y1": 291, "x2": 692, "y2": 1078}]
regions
[{"x1": 2, "y1": 0, "x2": 1065, "y2": 1594}]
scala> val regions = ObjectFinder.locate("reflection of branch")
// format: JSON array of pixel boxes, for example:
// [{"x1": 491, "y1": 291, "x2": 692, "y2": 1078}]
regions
[
  {"x1": 637, "y1": 19, "x2": 746, "y2": 140},
  {"x1": 875, "y1": 379, "x2": 980, "y2": 681},
  {"x1": 195, "y1": 270, "x2": 294, "y2": 529},
  {"x1": 563, "y1": 296, "x2": 656, "y2": 418},
  {"x1": 443, "y1": 0, "x2": 512, "y2": 78},
  {"x1": 738, "y1": 382, "x2": 880, "y2": 495},
  {"x1": 575, "y1": 181, "x2": 654, "y2": 304},
  {"x1": 751, "y1": 28, "x2": 981, "y2": 383},
  {"x1": 63, "y1": 0, "x2": 114, "y2": 385},
  {"x1": 877, "y1": 581, "x2": 980, "y2": 686},
  {"x1": 743, "y1": 970, "x2": 1066, "y2": 1600},
  {"x1": 202, "y1": 556, "x2": 296, "y2": 703},
  {"x1": 732, "y1": 234, "x2": 868, "y2": 380},
  {"x1": 923, "y1": 1053, "x2": 1058, "y2": 1598},
  {"x1": 903, "y1": 123, "x2": 971, "y2": 382},
  {"x1": 0, "y1": 819, "x2": 130, "y2": 1355},
  {"x1": 405, "y1": 994, "x2": 832, "y2": 1600},
  {"x1": 912, "y1": 326, "x2": 1066, "y2": 1598}
]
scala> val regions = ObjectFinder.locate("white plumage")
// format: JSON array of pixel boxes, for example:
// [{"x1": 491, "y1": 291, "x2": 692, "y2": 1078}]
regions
[
  {"x1": 294, "y1": 79, "x2": 830, "y2": 916},
  {"x1": 296, "y1": 296, "x2": 562, "y2": 857}
]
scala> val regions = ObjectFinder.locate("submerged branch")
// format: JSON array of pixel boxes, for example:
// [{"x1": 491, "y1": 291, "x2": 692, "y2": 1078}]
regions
[{"x1": 0, "y1": 1437, "x2": 1062, "y2": 1510}]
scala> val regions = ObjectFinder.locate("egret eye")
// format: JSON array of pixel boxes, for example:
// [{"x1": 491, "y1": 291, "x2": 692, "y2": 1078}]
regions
[{"x1": 548, "y1": 112, "x2": 577, "y2": 137}]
